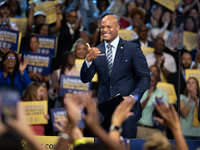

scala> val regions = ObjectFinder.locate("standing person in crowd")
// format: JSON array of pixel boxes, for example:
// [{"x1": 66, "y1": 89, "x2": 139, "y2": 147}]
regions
[
  {"x1": 126, "y1": 7, "x2": 145, "y2": 41},
  {"x1": 27, "y1": 3, "x2": 61, "y2": 35},
  {"x1": 179, "y1": 77, "x2": 200, "y2": 140},
  {"x1": 137, "y1": 73, "x2": 169, "y2": 139},
  {"x1": 48, "y1": 52, "x2": 79, "y2": 107},
  {"x1": 168, "y1": 52, "x2": 193, "y2": 95},
  {"x1": 9, "y1": 0, "x2": 22, "y2": 18},
  {"x1": 119, "y1": 0, "x2": 137, "y2": 29},
  {"x1": 0, "y1": 51, "x2": 31, "y2": 94},
  {"x1": 183, "y1": 16, "x2": 197, "y2": 33},
  {"x1": 150, "y1": 10, "x2": 171, "y2": 44},
  {"x1": 21, "y1": 82, "x2": 49, "y2": 136},
  {"x1": 189, "y1": 8, "x2": 199, "y2": 30},
  {"x1": 81, "y1": 13, "x2": 150, "y2": 138},
  {"x1": 56, "y1": 8, "x2": 81, "y2": 68},
  {"x1": 146, "y1": 4, "x2": 162, "y2": 29},
  {"x1": 0, "y1": 1, "x2": 19, "y2": 30},
  {"x1": 35, "y1": 22, "x2": 50, "y2": 36},
  {"x1": 131, "y1": 24, "x2": 153, "y2": 47},
  {"x1": 146, "y1": 37, "x2": 176, "y2": 82},
  {"x1": 71, "y1": 38, "x2": 88, "y2": 59}
]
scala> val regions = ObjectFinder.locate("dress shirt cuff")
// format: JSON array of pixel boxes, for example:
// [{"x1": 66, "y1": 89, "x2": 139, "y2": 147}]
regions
[{"x1": 85, "y1": 59, "x2": 92, "y2": 68}]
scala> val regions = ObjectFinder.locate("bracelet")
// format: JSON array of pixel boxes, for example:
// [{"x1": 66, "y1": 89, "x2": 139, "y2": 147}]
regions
[
  {"x1": 187, "y1": 102, "x2": 193, "y2": 106},
  {"x1": 164, "y1": 23, "x2": 168, "y2": 27},
  {"x1": 59, "y1": 132, "x2": 70, "y2": 140},
  {"x1": 96, "y1": 28, "x2": 100, "y2": 32},
  {"x1": 74, "y1": 138, "x2": 86, "y2": 146}
]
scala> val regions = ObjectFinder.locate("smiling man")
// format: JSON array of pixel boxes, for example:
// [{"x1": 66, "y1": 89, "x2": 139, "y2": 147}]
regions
[{"x1": 80, "y1": 13, "x2": 150, "y2": 138}]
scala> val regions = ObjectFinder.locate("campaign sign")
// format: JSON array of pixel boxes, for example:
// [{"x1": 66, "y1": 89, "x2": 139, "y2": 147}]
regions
[
  {"x1": 0, "y1": 28, "x2": 21, "y2": 53},
  {"x1": 59, "y1": 75, "x2": 91, "y2": 97},
  {"x1": 21, "y1": 51, "x2": 52, "y2": 75},
  {"x1": 36, "y1": 34, "x2": 57, "y2": 56},
  {"x1": 50, "y1": 108, "x2": 85, "y2": 132},
  {"x1": 20, "y1": 101, "x2": 48, "y2": 125}
]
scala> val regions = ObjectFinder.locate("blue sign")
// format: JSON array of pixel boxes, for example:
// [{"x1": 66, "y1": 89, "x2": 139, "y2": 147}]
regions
[
  {"x1": 36, "y1": 34, "x2": 57, "y2": 57},
  {"x1": 50, "y1": 108, "x2": 85, "y2": 132},
  {"x1": 59, "y1": 75, "x2": 91, "y2": 97},
  {"x1": 0, "y1": 28, "x2": 21, "y2": 53},
  {"x1": 21, "y1": 51, "x2": 52, "y2": 75}
]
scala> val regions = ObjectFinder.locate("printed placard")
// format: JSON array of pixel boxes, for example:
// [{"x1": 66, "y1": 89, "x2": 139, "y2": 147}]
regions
[
  {"x1": 21, "y1": 136, "x2": 94, "y2": 150},
  {"x1": 185, "y1": 69, "x2": 200, "y2": 84},
  {"x1": 154, "y1": 0, "x2": 180, "y2": 11},
  {"x1": 50, "y1": 108, "x2": 85, "y2": 132},
  {"x1": 59, "y1": 75, "x2": 91, "y2": 97},
  {"x1": 183, "y1": 31, "x2": 197, "y2": 51},
  {"x1": 21, "y1": 51, "x2": 52, "y2": 75},
  {"x1": 157, "y1": 82, "x2": 177, "y2": 104},
  {"x1": 10, "y1": 18, "x2": 27, "y2": 38},
  {"x1": 34, "y1": 1, "x2": 62, "y2": 24},
  {"x1": 20, "y1": 101, "x2": 48, "y2": 125},
  {"x1": 36, "y1": 34, "x2": 57, "y2": 56},
  {"x1": 141, "y1": 47, "x2": 154, "y2": 56},
  {"x1": 0, "y1": 28, "x2": 21, "y2": 53},
  {"x1": 75, "y1": 59, "x2": 98, "y2": 82}
]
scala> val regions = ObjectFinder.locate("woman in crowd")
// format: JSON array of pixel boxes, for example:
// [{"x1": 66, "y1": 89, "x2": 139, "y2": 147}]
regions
[
  {"x1": 71, "y1": 38, "x2": 88, "y2": 59},
  {"x1": 183, "y1": 16, "x2": 197, "y2": 33},
  {"x1": 150, "y1": 10, "x2": 172, "y2": 44},
  {"x1": 180, "y1": 77, "x2": 200, "y2": 140},
  {"x1": 189, "y1": 8, "x2": 199, "y2": 30},
  {"x1": 119, "y1": 1, "x2": 137, "y2": 29},
  {"x1": 35, "y1": 22, "x2": 50, "y2": 36},
  {"x1": 0, "y1": 51, "x2": 31, "y2": 94},
  {"x1": 48, "y1": 52, "x2": 79, "y2": 106},
  {"x1": 9, "y1": 0, "x2": 22, "y2": 18},
  {"x1": 22, "y1": 82, "x2": 49, "y2": 136}
]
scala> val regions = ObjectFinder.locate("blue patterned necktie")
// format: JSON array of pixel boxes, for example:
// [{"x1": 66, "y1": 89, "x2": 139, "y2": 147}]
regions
[{"x1": 106, "y1": 44, "x2": 113, "y2": 76}]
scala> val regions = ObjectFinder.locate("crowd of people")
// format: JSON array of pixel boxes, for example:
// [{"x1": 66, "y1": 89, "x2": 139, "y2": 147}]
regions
[{"x1": 0, "y1": 0, "x2": 200, "y2": 149}]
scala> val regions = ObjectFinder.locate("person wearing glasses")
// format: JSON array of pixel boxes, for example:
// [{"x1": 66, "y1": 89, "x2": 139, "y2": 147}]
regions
[{"x1": 0, "y1": 51, "x2": 31, "y2": 94}]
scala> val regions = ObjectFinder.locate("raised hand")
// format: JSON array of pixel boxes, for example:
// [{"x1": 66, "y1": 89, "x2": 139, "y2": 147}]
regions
[
  {"x1": 86, "y1": 43, "x2": 105, "y2": 62},
  {"x1": 19, "y1": 58, "x2": 28, "y2": 75},
  {"x1": 111, "y1": 97, "x2": 135, "y2": 127}
]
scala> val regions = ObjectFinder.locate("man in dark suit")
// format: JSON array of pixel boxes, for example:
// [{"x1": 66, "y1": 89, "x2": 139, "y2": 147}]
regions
[
  {"x1": 81, "y1": 14, "x2": 150, "y2": 138},
  {"x1": 131, "y1": 24, "x2": 153, "y2": 47}
]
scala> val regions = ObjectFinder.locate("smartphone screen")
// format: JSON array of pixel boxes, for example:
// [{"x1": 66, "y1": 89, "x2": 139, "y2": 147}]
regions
[{"x1": 0, "y1": 87, "x2": 21, "y2": 123}]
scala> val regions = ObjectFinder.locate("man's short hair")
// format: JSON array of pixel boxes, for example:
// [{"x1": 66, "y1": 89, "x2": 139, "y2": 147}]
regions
[{"x1": 100, "y1": 11, "x2": 117, "y2": 21}]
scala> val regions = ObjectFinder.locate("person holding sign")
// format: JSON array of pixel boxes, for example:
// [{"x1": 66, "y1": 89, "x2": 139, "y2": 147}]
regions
[
  {"x1": 0, "y1": 51, "x2": 31, "y2": 94},
  {"x1": 179, "y1": 77, "x2": 200, "y2": 140},
  {"x1": 81, "y1": 13, "x2": 150, "y2": 138},
  {"x1": 22, "y1": 82, "x2": 49, "y2": 135}
]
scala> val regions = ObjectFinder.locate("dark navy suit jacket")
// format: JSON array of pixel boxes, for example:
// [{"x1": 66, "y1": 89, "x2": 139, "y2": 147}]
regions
[{"x1": 81, "y1": 38, "x2": 150, "y2": 123}]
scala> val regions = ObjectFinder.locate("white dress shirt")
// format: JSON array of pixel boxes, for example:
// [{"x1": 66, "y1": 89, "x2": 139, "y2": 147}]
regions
[{"x1": 86, "y1": 36, "x2": 120, "y2": 68}]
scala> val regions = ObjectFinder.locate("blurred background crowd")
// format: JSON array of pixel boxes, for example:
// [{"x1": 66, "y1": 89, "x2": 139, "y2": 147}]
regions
[{"x1": 0, "y1": 0, "x2": 200, "y2": 149}]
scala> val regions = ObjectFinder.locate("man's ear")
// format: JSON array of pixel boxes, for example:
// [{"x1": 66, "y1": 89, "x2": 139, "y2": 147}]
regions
[{"x1": 117, "y1": 24, "x2": 120, "y2": 31}]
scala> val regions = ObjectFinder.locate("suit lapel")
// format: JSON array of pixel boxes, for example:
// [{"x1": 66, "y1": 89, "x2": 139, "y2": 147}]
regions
[{"x1": 111, "y1": 38, "x2": 124, "y2": 78}]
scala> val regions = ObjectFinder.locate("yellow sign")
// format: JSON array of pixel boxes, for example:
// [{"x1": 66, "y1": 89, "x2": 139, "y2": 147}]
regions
[
  {"x1": 183, "y1": 31, "x2": 197, "y2": 51},
  {"x1": 154, "y1": 0, "x2": 180, "y2": 11},
  {"x1": 185, "y1": 69, "x2": 200, "y2": 84},
  {"x1": 157, "y1": 82, "x2": 177, "y2": 104},
  {"x1": 21, "y1": 136, "x2": 94, "y2": 150},
  {"x1": 75, "y1": 59, "x2": 98, "y2": 82},
  {"x1": 34, "y1": 1, "x2": 62, "y2": 24},
  {"x1": 10, "y1": 18, "x2": 27, "y2": 38},
  {"x1": 20, "y1": 101, "x2": 48, "y2": 125},
  {"x1": 141, "y1": 47, "x2": 154, "y2": 56}
]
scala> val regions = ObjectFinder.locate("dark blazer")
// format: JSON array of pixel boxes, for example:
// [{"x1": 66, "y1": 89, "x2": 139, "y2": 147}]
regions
[
  {"x1": 131, "y1": 39, "x2": 153, "y2": 47},
  {"x1": 81, "y1": 38, "x2": 150, "y2": 122},
  {"x1": 167, "y1": 71, "x2": 186, "y2": 95}
]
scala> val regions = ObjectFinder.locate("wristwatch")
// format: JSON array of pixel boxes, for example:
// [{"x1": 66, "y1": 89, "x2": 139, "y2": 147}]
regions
[
  {"x1": 59, "y1": 132, "x2": 70, "y2": 140},
  {"x1": 109, "y1": 125, "x2": 123, "y2": 133}
]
